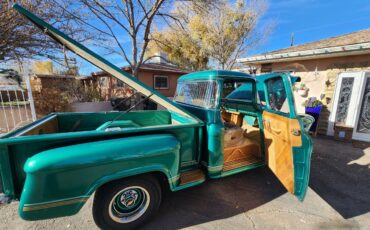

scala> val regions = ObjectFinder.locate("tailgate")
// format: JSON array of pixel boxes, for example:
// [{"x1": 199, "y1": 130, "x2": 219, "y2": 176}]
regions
[{"x1": 0, "y1": 144, "x2": 15, "y2": 203}]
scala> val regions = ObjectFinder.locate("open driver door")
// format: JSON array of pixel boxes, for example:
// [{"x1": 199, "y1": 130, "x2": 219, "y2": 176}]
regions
[{"x1": 257, "y1": 73, "x2": 313, "y2": 200}]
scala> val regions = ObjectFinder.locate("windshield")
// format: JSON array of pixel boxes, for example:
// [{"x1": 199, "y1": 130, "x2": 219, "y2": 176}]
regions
[{"x1": 174, "y1": 80, "x2": 218, "y2": 109}]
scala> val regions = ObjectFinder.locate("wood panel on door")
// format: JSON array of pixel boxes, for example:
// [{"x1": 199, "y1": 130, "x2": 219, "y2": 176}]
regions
[{"x1": 262, "y1": 111, "x2": 302, "y2": 193}]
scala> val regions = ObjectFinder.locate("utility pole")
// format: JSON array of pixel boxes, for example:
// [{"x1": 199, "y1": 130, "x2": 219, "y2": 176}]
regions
[{"x1": 290, "y1": 32, "x2": 295, "y2": 46}]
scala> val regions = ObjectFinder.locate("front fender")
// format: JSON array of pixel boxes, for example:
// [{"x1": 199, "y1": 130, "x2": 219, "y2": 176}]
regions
[{"x1": 19, "y1": 134, "x2": 180, "y2": 220}]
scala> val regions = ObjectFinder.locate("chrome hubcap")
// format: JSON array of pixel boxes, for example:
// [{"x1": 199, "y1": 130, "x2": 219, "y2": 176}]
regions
[
  {"x1": 120, "y1": 189, "x2": 139, "y2": 208},
  {"x1": 108, "y1": 186, "x2": 150, "y2": 223}
]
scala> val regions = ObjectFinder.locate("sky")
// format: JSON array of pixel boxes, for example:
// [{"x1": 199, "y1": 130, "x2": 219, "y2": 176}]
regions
[
  {"x1": 71, "y1": 0, "x2": 370, "y2": 75},
  {"x1": 251, "y1": 0, "x2": 370, "y2": 55}
]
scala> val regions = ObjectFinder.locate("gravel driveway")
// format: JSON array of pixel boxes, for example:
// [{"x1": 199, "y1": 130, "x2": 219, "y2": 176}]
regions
[{"x1": 1, "y1": 137, "x2": 370, "y2": 229}]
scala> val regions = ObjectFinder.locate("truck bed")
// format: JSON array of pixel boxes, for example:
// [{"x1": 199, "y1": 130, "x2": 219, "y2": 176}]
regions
[
  {"x1": 3, "y1": 110, "x2": 173, "y2": 137},
  {"x1": 0, "y1": 110, "x2": 203, "y2": 200}
]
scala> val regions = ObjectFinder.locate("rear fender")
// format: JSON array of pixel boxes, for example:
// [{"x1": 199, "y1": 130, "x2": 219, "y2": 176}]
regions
[{"x1": 19, "y1": 134, "x2": 180, "y2": 220}]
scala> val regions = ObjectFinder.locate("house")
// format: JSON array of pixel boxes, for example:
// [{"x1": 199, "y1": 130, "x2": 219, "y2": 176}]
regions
[
  {"x1": 91, "y1": 62, "x2": 191, "y2": 100},
  {"x1": 237, "y1": 29, "x2": 370, "y2": 143}
]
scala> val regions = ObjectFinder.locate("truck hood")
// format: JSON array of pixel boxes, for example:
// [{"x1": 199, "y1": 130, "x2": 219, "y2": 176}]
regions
[{"x1": 13, "y1": 4, "x2": 200, "y2": 122}]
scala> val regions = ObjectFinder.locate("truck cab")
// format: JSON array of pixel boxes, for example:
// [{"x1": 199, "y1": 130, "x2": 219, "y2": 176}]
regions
[{"x1": 173, "y1": 71, "x2": 312, "y2": 199}]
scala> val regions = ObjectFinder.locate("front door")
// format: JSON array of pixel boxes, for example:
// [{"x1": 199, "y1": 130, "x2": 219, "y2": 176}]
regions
[
  {"x1": 353, "y1": 72, "x2": 370, "y2": 141},
  {"x1": 328, "y1": 72, "x2": 370, "y2": 141},
  {"x1": 327, "y1": 72, "x2": 363, "y2": 136},
  {"x1": 257, "y1": 73, "x2": 312, "y2": 200}
]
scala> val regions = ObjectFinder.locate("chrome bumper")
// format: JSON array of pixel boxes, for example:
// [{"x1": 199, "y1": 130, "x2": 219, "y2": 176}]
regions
[{"x1": 0, "y1": 193, "x2": 11, "y2": 206}]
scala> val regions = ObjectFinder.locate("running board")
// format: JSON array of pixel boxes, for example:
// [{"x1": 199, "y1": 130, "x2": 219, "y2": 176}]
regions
[{"x1": 179, "y1": 169, "x2": 205, "y2": 185}]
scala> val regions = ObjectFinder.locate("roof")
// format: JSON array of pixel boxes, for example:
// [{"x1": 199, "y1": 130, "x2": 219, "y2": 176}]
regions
[
  {"x1": 179, "y1": 70, "x2": 254, "y2": 81},
  {"x1": 268, "y1": 29, "x2": 370, "y2": 54},
  {"x1": 238, "y1": 29, "x2": 370, "y2": 64},
  {"x1": 92, "y1": 63, "x2": 191, "y2": 77}
]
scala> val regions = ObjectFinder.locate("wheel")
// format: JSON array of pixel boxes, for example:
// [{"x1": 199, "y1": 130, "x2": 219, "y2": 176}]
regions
[{"x1": 93, "y1": 175, "x2": 162, "y2": 230}]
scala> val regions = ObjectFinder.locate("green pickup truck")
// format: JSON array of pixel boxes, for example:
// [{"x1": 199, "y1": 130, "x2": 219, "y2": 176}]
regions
[{"x1": 0, "y1": 4, "x2": 313, "y2": 230}]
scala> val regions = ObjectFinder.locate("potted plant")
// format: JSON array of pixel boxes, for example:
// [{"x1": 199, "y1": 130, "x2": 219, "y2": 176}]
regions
[
  {"x1": 303, "y1": 97, "x2": 323, "y2": 134},
  {"x1": 302, "y1": 97, "x2": 323, "y2": 108},
  {"x1": 296, "y1": 83, "x2": 309, "y2": 97}
]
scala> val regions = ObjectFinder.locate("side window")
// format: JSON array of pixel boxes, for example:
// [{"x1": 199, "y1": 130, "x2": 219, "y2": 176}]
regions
[
  {"x1": 266, "y1": 77, "x2": 290, "y2": 114},
  {"x1": 225, "y1": 82, "x2": 254, "y2": 101}
]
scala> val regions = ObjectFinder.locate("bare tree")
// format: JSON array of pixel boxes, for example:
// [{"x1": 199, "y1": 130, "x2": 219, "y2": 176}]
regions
[
  {"x1": 56, "y1": 0, "x2": 167, "y2": 78},
  {"x1": 0, "y1": 0, "x2": 93, "y2": 68}
]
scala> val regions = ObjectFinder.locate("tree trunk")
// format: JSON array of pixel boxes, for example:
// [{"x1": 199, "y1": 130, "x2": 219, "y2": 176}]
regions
[{"x1": 131, "y1": 67, "x2": 143, "y2": 110}]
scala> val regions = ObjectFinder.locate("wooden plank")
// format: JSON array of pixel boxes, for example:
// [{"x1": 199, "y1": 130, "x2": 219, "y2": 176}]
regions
[
  {"x1": 223, "y1": 155, "x2": 261, "y2": 171},
  {"x1": 23, "y1": 116, "x2": 58, "y2": 136},
  {"x1": 180, "y1": 169, "x2": 205, "y2": 185},
  {"x1": 224, "y1": 139, "x2": 260, "y2": 162}
]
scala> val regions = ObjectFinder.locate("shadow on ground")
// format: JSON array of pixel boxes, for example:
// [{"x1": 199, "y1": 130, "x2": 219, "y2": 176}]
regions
[
  {"x1": 143, "y1": 136, "x2": 370, "y2": 229},
  {"x1": 143, "y1": 167, "x2": 285, "y2": 229},
  {"x1": 309, "y1": 137, "x2": 370, "y2": 219}
]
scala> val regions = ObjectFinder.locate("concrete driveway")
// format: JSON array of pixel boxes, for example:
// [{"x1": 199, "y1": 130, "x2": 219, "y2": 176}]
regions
[{"x1": 1, "y1": 137, "x2": 370, "y2": 229}]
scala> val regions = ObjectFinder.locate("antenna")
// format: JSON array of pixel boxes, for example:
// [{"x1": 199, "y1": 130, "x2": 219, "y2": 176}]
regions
[{"x1": 290, "y1": 32, "x2": 295, "y2": 46}]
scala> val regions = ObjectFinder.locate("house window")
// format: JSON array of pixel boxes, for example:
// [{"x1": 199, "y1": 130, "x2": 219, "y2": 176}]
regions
[{"x1": 154, "y1": 75, "x2": 169, "y2": 89}]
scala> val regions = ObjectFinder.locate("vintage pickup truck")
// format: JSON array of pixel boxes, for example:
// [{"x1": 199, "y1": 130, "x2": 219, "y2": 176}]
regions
[{"x1": 0, "y1": 4, "x2": 313, "y2": 230}]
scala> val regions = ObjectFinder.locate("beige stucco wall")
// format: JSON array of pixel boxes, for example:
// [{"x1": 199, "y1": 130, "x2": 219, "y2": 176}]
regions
[{"x1": 254, "y1": 53, "x2": 370, "y2": 134}]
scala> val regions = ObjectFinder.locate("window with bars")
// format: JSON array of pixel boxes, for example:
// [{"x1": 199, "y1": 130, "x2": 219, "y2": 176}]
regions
[
  {"x1": 173, "y1": 80, "x2": 218, "y2": 109},
  {"x1": 335, "y1": 77, "x2": 354, "y2": 124},
  {"x1": 154, "y1": 75, "x2": 169, "y2": 89}
]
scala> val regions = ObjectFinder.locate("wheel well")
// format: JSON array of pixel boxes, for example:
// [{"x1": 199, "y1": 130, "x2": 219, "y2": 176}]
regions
[{"x1": 97, "y1": 171, "x2": 170, "y2": 193}]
